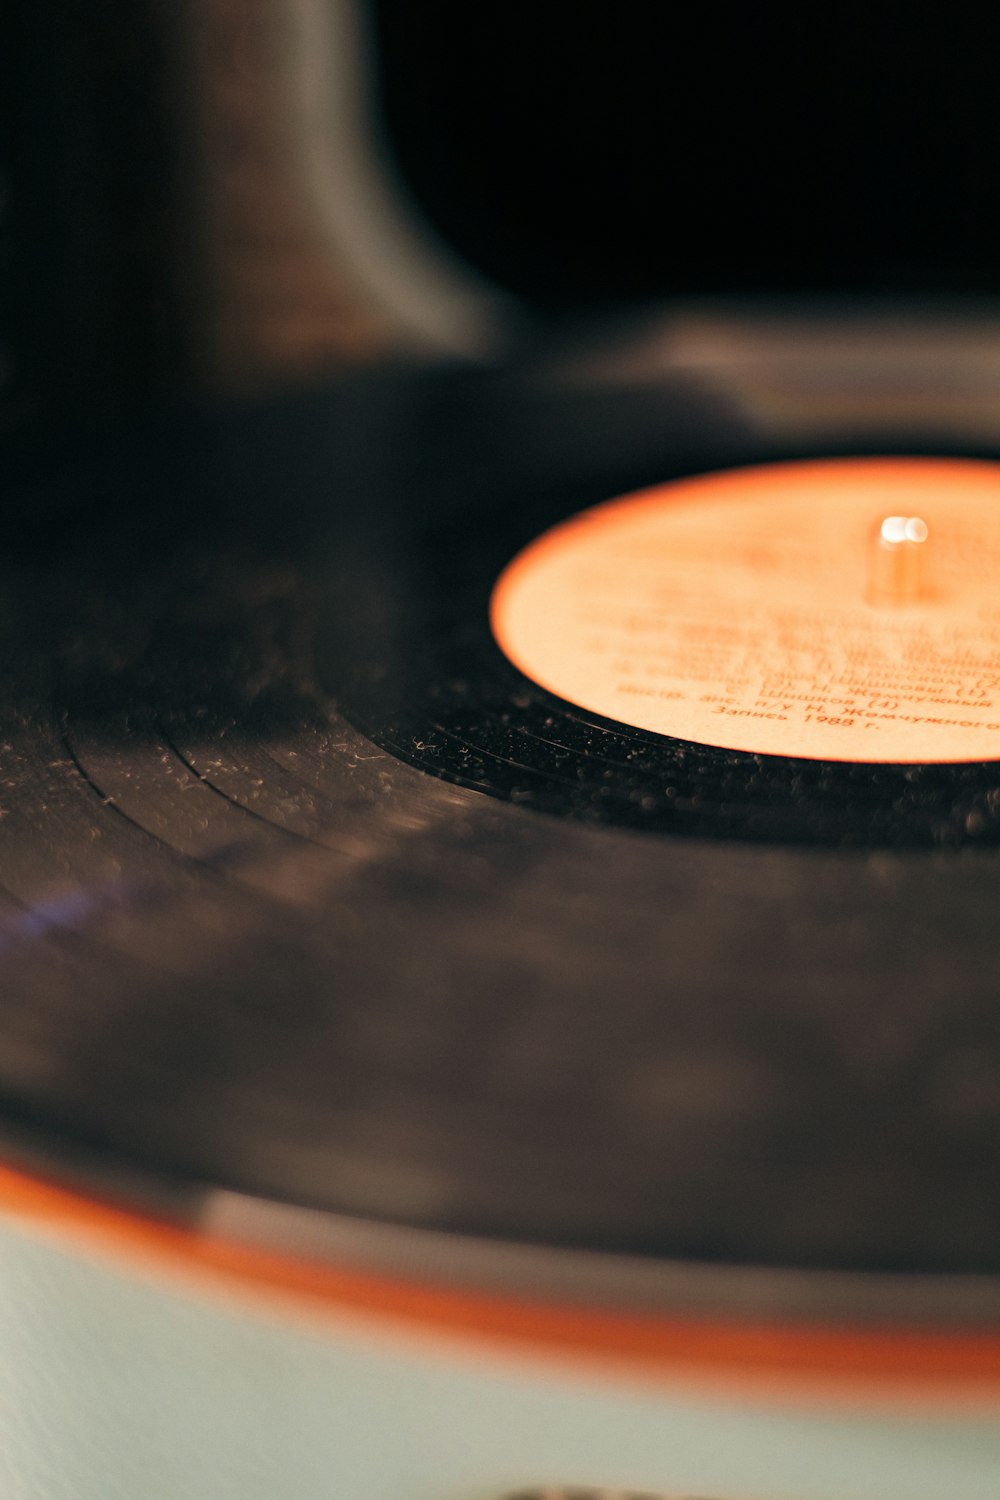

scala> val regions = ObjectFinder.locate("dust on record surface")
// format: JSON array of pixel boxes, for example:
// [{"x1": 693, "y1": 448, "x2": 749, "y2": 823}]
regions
[{"x1": 0, "y1": 370, "x2": 999, "y2": 1298}]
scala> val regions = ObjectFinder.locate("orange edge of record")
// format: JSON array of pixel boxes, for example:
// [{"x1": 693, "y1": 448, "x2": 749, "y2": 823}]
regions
[{"x1": 0, "y1": 1162, "x2": 998, "y2": 1410}]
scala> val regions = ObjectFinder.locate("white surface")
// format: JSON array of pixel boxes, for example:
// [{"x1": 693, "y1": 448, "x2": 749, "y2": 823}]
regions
[{"x1": 0, "y1": 1217, "x2": 997, "y2": 1500}]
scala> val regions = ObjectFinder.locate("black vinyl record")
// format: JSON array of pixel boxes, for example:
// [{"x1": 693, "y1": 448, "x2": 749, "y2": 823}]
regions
[{"x1": 2, "y1": 365, "x2": 1000, "y2": 1320}]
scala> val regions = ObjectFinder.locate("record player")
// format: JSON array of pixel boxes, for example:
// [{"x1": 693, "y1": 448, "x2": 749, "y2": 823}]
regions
[{"x1": 2, "y1": 5, "x2": 1000, "y2": 1498}]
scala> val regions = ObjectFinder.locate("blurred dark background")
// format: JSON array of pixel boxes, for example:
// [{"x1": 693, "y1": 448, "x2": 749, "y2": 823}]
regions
[
  {"x1": 4, "y1": 1, "x2": 1000, "y2": 449},
  {"x1": 372, "y1": 4, "x2": 1000, "y2": 305}
]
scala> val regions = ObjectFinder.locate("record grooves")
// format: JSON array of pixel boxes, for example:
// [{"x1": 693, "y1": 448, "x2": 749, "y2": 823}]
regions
[{"x1": 0, "y1": 376, "x2": 999, "y2": 1320}]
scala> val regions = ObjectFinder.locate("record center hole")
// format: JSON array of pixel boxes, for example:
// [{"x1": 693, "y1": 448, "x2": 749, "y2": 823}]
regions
[
  {"x1": 870, "y1": 514, "x2": 929, "y2": 603},
  {"x1": 880, "y1": 515, "x2": 929, "y2": 546}
]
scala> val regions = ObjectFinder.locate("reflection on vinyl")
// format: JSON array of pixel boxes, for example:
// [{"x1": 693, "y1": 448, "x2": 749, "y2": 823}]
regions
[{"x1": 1, "y1": 367, "x2": 1000, "y2": 1327}]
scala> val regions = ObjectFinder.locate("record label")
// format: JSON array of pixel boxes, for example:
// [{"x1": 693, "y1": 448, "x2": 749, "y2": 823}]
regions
[{"x1": 491, "y1": 457, "x2": 1000, "y2": 764}]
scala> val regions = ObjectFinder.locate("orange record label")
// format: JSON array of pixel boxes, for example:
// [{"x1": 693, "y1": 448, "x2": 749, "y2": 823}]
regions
[{"x1": 490, "y1": 457, "x2": 1000, "y2": 764}]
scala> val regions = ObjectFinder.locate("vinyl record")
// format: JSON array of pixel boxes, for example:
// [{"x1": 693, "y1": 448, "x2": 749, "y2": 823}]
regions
[{"x1": 2, "y1": 366, "x2": 1000, "y2": 1322}]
